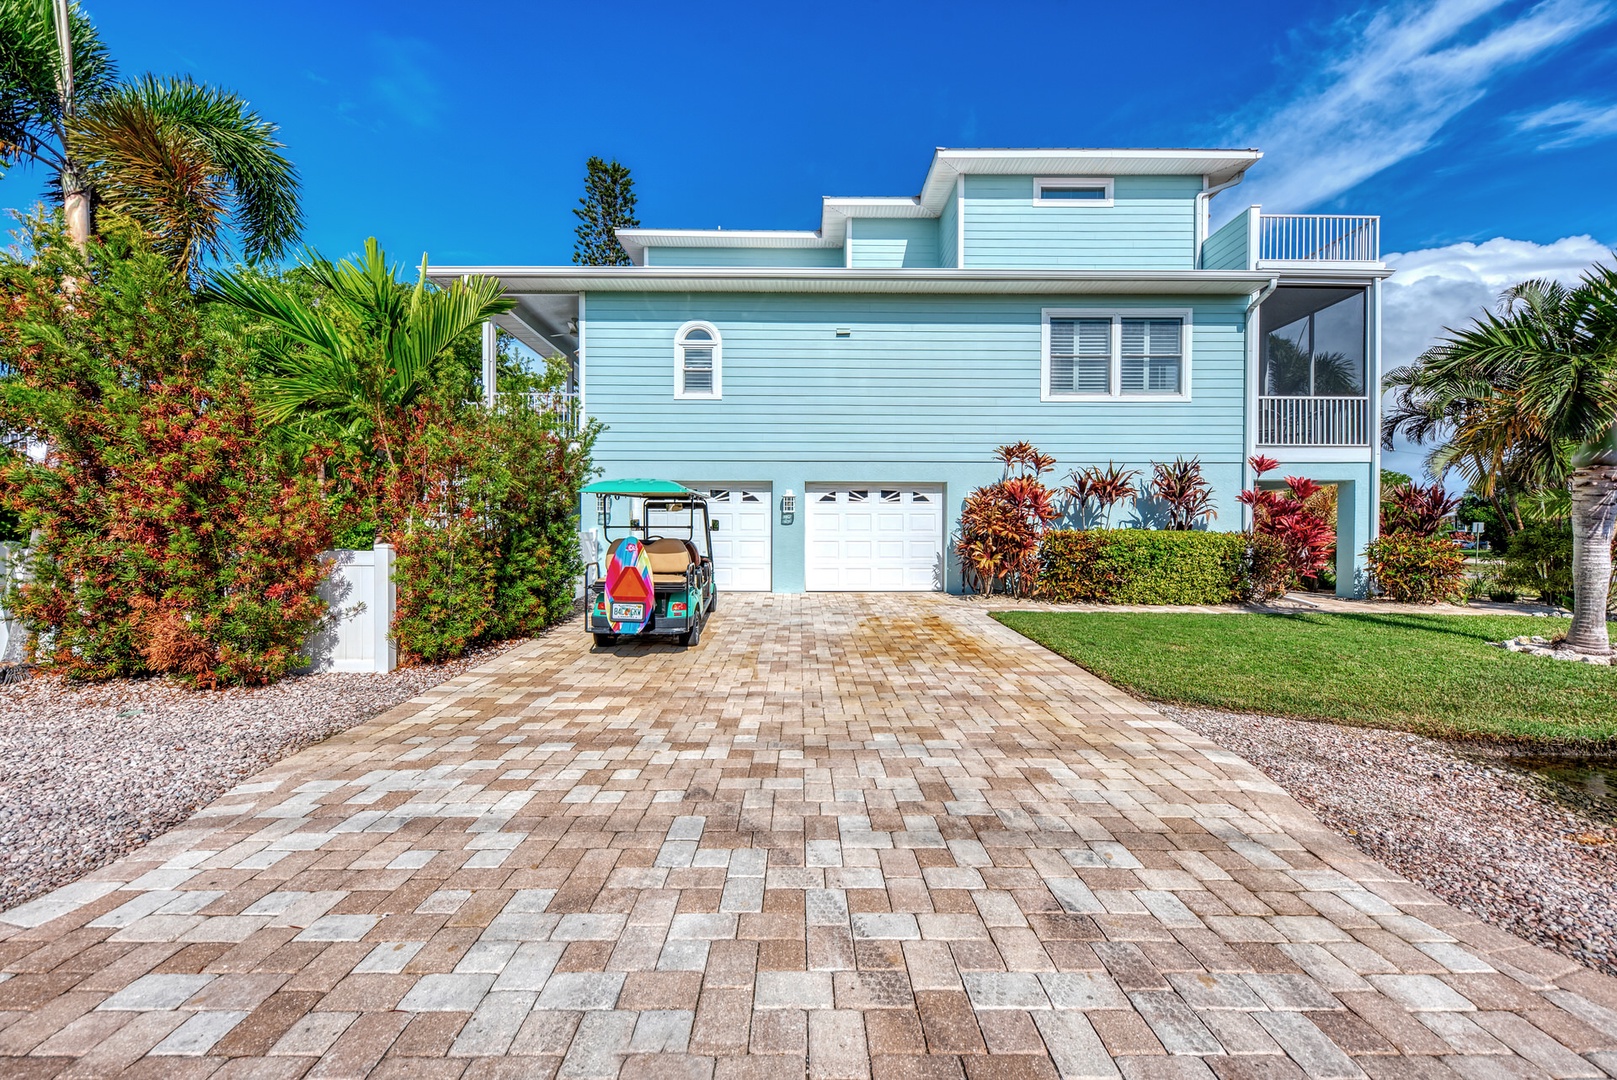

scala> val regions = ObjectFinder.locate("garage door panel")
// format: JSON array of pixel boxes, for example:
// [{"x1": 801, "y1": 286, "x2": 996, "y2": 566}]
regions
[
  {"x1": 805, "y1": 485, "x2": 944, "y2": 592},
  {"x1": 685, "y1": 485, "x2": 772, "y2": 592}
]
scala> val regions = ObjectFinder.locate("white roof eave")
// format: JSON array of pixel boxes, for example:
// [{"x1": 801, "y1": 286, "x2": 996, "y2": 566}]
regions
[{"x1": 426, "y1": 266, "x2": 1318, "y2": 296}]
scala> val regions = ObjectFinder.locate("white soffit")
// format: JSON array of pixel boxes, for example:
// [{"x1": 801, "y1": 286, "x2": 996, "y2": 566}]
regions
[{"x1": 426, "y1": 266, "x2": 1292, "y2": 296}]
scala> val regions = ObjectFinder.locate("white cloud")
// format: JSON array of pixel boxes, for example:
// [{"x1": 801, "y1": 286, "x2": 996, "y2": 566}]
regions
[
  {"x1": 1230, "y1": 0, "x2": 1611, "y2": 217},
  {"x1": 1516, "y1": 99, "x2": 1617, "y2": 147},
  {"x1": 1378, "y1": 234, "x2": 1611, "y2": 478}
]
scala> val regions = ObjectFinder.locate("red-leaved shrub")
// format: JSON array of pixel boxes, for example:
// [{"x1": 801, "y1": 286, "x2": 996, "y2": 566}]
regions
[
  {"x1": 958, "y1": 443, "x2": 1059, "y2": 596},
  {"x1": 0, "y1": 229, "x2": 331, "y2": 686},
  {"x1": 1237, "y1": 455, "x2": 1335, "y2": 587},
  {"x1": 1381, "y1": 482, "x2": 1460, "y2": 537}
]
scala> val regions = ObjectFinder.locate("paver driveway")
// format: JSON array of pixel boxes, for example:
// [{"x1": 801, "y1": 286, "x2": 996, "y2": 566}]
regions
[{"x1": 2, "y1": 594, "x2": 1615, "y2": 1080}]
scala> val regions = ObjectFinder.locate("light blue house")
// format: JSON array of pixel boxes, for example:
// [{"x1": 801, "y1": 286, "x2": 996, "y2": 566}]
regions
[{"x1": 434, "y1": 148, "x2": 1389, "y2": 596}]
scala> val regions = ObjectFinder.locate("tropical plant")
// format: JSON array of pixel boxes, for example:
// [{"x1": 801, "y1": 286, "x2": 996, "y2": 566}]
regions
[
  {"x1": 572, "y1": 155, "x2": 639, "y2": 266},
  {"x1": 1500, "y1": 522, "x2": 1575, "y2": 608},
  {"x1": 1063, "y1": 461, "x2": 1138, "y2": 528},
  {"x1": 1384, "y1": 266, "x2": 1617, "y2": 655},
  {"x1": 1364, "y1": 533, "x2": 1467, "y2": 603},
  {"x1": 1238, "y1": 455, "x2": 1335, "y2": 586},
  {"x1": 384, "y1": 388, "x2": 598, "y2": 662},
  {"x1": 1149, "y1": 456, "x2": 1216, "y2": 530},
  {"x1": 957, "y1": 443, "x2": 1059, "y2": 596},
  {"x1": 0, "y1": 0, "x2": 113, "y2": 248},
  {"x1": 0, "y1": 3, "x2": 300, "y2": 267},
  {"x1": 0, "y1": 220, "x2": 329, "y2": 685},
  {"x1": 1380, "y1": 481, "x2": 1460, "y2": 538},
  {"x1": 71, "y1": 75, "x2": 301, "y2": 274},
  {"x1": 205, "y1": 238, "x2": 514, "y2": 470}
]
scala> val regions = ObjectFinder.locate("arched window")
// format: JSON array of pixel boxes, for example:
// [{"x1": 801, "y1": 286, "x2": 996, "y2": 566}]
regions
[{"x1": 675, "y1": 321, "x2": 721, "y2": 399}]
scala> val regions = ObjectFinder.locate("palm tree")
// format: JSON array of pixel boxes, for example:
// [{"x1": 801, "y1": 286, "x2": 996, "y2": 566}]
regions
[
  {"x1": 1, "y1": 2, "x2": 300, "y2": 268},
  {"x1": 73, "y1": 75, "x2": 301, "y2": 274},
  {"x1": 1384, "y1": 269, "x2": 1617, "y2": 656},
  {"x1": 0, "y1": 0, "x2": 115, "y2": 248},
  {"x1": 206, "y1": 238, "x2": 514, "y2": 468}
]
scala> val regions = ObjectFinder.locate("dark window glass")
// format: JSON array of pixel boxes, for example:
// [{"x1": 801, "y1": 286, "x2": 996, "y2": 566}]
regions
[{"x1": 1259, "y1": 287, "x2": 1367, "y2": 396}]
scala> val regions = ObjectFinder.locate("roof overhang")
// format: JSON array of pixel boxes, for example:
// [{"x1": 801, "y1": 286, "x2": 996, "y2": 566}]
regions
[
  {"x1": 426, "y1": 266, "x2": 1289, "y2": 296},
  {"x1": 614, "y1": 147, "x2": 1264, "y2": 264}
]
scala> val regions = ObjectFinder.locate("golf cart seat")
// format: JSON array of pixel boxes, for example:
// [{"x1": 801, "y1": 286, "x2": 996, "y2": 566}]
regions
[{"x1": 646, "y1": 538, "x2": 699, "y2": 587}]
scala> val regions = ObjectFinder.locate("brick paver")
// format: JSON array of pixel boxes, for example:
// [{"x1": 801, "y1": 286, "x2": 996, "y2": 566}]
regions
[{"x1": 1, "y1": 593, "x2": 1613, "y2": 1078}]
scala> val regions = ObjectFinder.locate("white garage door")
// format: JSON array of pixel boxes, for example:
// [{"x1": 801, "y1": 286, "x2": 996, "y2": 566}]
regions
[
  {"x1": 695, "y1": 486, "x2": 772, "y2": 591},
  {"x1": 806, "y1": 485, "x2": 944, "y2": 591}
]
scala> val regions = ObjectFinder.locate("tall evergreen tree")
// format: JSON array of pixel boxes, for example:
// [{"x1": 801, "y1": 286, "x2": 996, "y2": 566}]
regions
[{"x1": 572, "y1": 156, "x2": 638, "y2": 266}]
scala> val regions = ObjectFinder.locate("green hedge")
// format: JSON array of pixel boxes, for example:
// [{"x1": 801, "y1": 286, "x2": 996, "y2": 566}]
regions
[{"x1": 1037, "y1": 530, "x2": 1254, "y2": 604}]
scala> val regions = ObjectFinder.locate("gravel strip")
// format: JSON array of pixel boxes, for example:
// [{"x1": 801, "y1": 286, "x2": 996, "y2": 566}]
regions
[
  {"x1": 1163, "y1": 703, "x2": 1617, "y2": 977},
  {"x1": 0, "y1": 637, "x2": 530, "y2": 913}
]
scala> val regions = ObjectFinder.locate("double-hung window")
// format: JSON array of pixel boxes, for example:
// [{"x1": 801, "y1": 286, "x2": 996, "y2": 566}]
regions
[
  {"x1": 674, "y1": 321, "x2": 721, "y2": 398},
  {"x1": 1043, "y1": 310, "x2": 1190, "y2": 400}
]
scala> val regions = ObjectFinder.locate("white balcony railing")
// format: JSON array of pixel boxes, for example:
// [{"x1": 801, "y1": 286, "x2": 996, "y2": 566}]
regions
[
  {"x1": 1259, "y1": 214, "x2": 1380, "y2": 262},
  {"x1": 1258, "y1": 396, "x2": 1370, "y2": 446},
  {"x1": 492, "y1": 389, "x2": 580, "y2": 430}
]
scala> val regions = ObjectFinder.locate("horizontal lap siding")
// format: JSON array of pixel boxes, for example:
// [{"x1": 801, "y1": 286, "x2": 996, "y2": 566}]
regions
[
  {"x1": 585, "y1": 290, "x2": 1247, "y2": 468},
  {"x1": 847, "y1": 218, "x2": 940, "y2": 268},
  {"x1": 1201, "y1": 210, "x2": 1252, "y2": 270},
  {"x1": 938, "y1": 183, "x2": 958, "y2": 267},
  {"x1": 646, "y1": 246, "x2": 845, "y2": 267},
  {"x1": 964, "y1": 174, "x2": 1200, "y2": 269}
]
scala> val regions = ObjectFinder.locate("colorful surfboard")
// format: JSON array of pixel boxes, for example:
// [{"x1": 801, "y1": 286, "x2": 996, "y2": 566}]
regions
[{"x1": 604, "y1": 537, "x2": 654, "y2": 634}]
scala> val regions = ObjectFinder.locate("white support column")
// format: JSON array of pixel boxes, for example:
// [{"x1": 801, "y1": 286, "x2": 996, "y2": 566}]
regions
[
  {"x1": 1369, "y1": 275, "x2": 1384, "y2": 540},
  {"x1": 481, "y1": 319, "x2": 498, "y2": 408}
]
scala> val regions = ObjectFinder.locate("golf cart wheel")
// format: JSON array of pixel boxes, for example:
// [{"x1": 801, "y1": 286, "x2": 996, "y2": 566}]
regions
[
  {"x1": 708, "y1": 591, "x2": 718, "y2": 614},
  {"x1": 593, "y1": 633, "x2": 618, "y2": 648},
  {"x1": 681, "y1": 617, "x2": 702, "y2": 648}
]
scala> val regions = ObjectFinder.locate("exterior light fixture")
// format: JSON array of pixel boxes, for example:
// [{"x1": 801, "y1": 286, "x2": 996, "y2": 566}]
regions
[
  {"x1": 781, "y1": 489, "x2": 797, "y2": 524},
  {"x1": 596, "y1": 494, "x2": 609, "y2": 526}
]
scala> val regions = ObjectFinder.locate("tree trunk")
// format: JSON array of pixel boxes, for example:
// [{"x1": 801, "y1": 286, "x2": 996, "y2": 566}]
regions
[
  {"x1": 1565, "y1": 464, "x2": 1617, "y2": 655},
  {"x1": 62, "y1": 178, "x2": 90, "y2": 252}
]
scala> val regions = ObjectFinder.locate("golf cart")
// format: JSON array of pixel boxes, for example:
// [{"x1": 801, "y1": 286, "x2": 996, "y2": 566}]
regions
[{"x1": 583, "y1": 479, "x2": 717, "y2": 648}]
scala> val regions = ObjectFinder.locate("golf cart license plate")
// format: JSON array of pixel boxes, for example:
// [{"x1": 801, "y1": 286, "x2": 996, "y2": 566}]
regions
[{"x1": 611, "y1": 603, "x2": 644, "y2": 621}]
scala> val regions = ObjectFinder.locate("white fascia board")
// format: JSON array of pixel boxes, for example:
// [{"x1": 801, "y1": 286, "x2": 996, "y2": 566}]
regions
[
  {"x1": 426, "y1": 265, "x2": 1277, "y2": 296},
  {"x1": 919, "y1": 148, "x2": 1264, "y2": 210}
]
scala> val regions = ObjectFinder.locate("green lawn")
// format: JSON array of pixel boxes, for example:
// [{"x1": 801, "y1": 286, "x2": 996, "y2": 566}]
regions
[{"x1": 992, "y1": 611, "x2": 1617, "y2": 746}]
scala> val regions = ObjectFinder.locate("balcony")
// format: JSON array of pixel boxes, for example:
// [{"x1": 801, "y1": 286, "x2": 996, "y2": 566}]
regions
[
  {"x1": 1258, "y1": 214, "x2": 1379, "y2": 263},
  {"x1": 1257, "y1": 395, "x2": 1369, "y2": 447}
]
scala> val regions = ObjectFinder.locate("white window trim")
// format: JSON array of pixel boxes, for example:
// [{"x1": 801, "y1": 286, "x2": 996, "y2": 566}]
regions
[
  {"x1": 1040, "y1": 307, "x2": 1193, "y2": 403},
  {"x1": 674, "y1": 319, "x2": 722, "y2": 399},
  {"x1": 1033, "y1": 176, "x2": 1114, "y2": 208}
]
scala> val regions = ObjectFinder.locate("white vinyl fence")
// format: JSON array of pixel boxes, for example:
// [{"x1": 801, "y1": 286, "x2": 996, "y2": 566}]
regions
[
  {"x1": 0, "y1": 543, "x2": 397, "y2": 675},
  {"x1": 304, "y1": 544, "x2": 397, "y2": 674},
  {"x1": 0, "y1": 542, "x2": 26, "y2": 665}
]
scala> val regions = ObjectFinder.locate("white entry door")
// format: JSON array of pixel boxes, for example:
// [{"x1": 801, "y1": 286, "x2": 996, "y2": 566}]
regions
[
  {"x1": 805, "y1": 485, "x2": 944, "y2": 591},
  {"x1": 695, "y1": 486, "x2": 772, "y2": 591}
]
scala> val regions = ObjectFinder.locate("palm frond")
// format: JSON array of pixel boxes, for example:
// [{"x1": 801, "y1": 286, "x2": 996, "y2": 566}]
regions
[
  {"x1": 203, "y1": 266, "x2": 348, "y2": 361},
  {"x1": 71, "y1": 92, "x2": 227, "y2": 273},
  {"x1": 121, "y1": 74, "x2": 300, "y2": 260},
  {"x1": 0, "y1": 0, "x2": 114, "y2": 174},
  {"x1": 390, "y1": 273, "x2": 512, "y2": 406}
]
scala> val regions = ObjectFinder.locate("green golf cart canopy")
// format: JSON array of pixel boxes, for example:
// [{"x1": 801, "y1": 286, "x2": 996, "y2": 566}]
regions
[{"x1": 582, "y1": 479, "x2": 701, "y2": 497}]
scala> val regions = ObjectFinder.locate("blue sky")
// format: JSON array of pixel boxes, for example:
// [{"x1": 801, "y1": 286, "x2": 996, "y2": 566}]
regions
[
  {"x1": 4, "y1": 0, "x2": 1616, "y2": 477},
  {"x1": 6, "y1": 0, "x2": 1612, "y2": 264}
]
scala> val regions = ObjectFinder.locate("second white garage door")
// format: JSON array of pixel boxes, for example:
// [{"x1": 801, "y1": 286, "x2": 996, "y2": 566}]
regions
[
  {"x1": 696, "y1": 486, "x2": 772, "y2": 591},
  {"x1": 805, "y1": 485, "x2": 944, "y2": 591}
]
